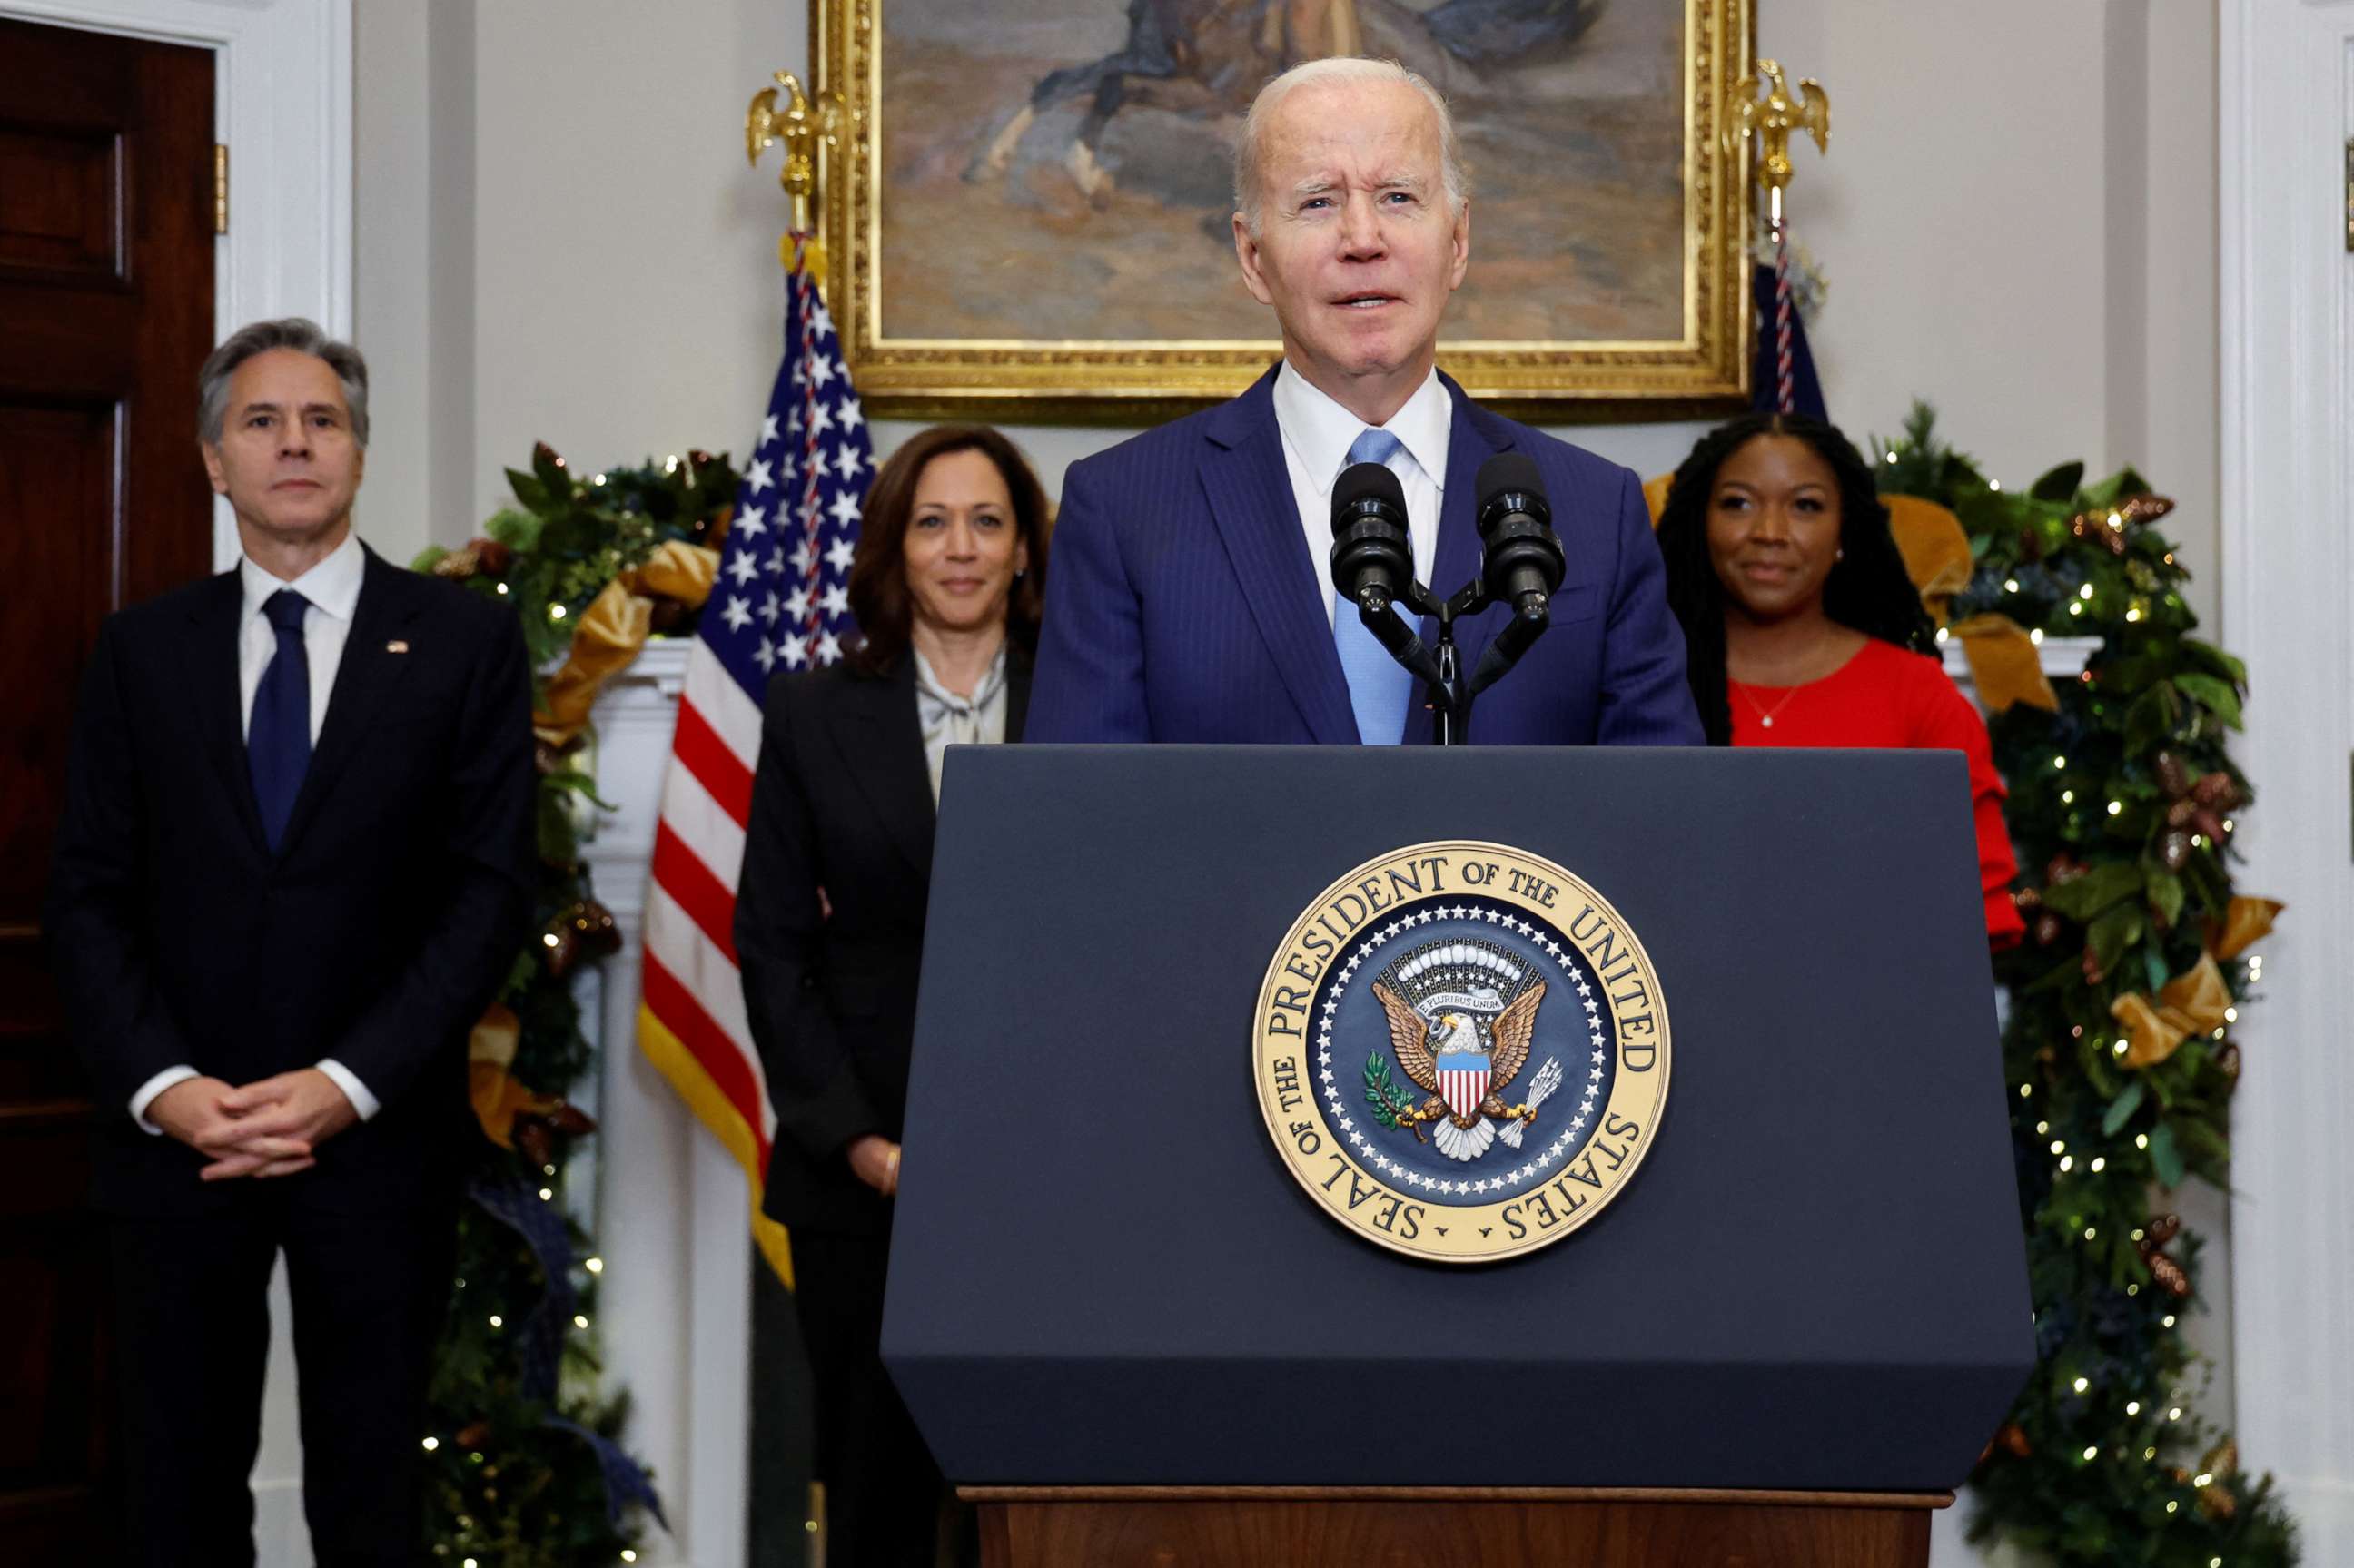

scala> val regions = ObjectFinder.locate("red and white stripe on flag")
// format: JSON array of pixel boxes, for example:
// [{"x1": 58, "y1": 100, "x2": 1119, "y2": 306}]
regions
[{"x1": 637, "y1": 242, "x2": 872, "y2": 1289}]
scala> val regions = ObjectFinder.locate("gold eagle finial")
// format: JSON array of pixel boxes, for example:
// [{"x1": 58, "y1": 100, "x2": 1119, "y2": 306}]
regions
[{"x1": 1727, "y1": 60, "x2": 1831, "y2": 199}]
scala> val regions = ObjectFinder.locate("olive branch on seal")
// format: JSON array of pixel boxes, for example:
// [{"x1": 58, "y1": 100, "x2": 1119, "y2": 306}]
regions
[{"x1": 1363, "y1": 1050, "x2": 1419, "y2": 1129}]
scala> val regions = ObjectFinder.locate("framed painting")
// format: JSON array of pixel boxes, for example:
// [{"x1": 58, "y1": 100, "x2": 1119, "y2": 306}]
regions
[{"x1": 814, "y1": 0, "x2": 1754, "y2": 419}]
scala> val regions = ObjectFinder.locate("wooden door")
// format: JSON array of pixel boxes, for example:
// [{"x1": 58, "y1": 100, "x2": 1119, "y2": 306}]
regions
[{"x1": 0, "y1": 16, "x2": 216, "y2": 1561}]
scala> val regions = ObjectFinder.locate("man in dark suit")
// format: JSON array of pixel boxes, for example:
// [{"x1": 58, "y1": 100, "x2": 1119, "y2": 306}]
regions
[
  {"x1": 45, "y1": 318, "x2": 534, "y2": 1566},
  {"x1": 1027, "y1": 56, "x2": 1705, "y2": 747}
]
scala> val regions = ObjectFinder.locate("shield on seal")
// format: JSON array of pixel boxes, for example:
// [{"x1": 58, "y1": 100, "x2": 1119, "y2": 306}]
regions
[{"x1": 1437, "y1": 1052, "x2": 1492, "y2": 1120}]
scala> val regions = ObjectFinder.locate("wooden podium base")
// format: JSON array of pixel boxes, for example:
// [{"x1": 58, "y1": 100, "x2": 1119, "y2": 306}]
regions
[{"x1": 961, "y1": 1485, "x2": 1950, "y2": 1568}]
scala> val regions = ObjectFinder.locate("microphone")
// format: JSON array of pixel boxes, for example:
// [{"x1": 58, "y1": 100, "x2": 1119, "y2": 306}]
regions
[
  {"x1": 1329, "y1": 461, "x2": 1413, "y2": 616},
  {"x1": 1473, "y1": 453, "x2": 1565, "y2": 622}
]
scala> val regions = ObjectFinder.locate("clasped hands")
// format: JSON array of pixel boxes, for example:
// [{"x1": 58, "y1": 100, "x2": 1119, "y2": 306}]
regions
[{"x1": 148, "y1": 1070, "x2": 359, "y2": 1182}]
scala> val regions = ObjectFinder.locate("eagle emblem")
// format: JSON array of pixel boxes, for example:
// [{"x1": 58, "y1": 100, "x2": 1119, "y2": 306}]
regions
[{"x1": 1365, "y1": 940, "x2": 1564, "y2": 1162}]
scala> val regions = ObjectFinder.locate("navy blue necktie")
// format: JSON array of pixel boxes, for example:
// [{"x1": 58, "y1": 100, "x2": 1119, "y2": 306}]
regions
[
  {"x1": 1331, "y1": 427, "x2": 1411, "y2": 744},
  {"x1": 248, "y1": 588, "x2": 312, "y2": 850}
]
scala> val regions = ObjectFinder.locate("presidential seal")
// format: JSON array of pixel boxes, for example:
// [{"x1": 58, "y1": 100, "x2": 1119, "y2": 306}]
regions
[{"x1": 1252, "y1": 841, "x2": 1670, "y2": 1263}]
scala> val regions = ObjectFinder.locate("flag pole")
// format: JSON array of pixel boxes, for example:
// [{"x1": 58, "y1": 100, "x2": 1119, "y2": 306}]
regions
[{"x1": 1727, "y1": 61, "x2": 1831, "y2": 415}]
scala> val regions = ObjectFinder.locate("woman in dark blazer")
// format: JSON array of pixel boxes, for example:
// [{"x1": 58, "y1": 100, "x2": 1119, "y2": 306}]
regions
[{"x1": 735, "y1": 424, "x2": 1051, "y2": 1566}]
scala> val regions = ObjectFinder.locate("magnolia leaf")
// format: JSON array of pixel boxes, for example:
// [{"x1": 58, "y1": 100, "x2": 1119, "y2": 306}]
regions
[
  {"x1": 2172, "y1": 674, "x2": 2244, "y2": 730},
  {"x1": 2148, "y1": 1121, "x2": 2187, "y2": 1188},
  {"x1": 2030, "y1": 461, "x2": 2086, "y2": 502},
  {"x1": 2144, "y1": 868, "x2": 2186, "y2": 932},
  {"x1": 2141, "y1": 944, "x2": 2170, "y2": 995},
  {"x1": 2086, "y1": 904, "x2": 2145, "y2": 976},
  {"x1": 2182, "y1": 640, "x2": 2248, "y2": 685},
  {"x1": 2042, "y1": 863, "x2": 2143, "y2": 922},
  {"x1": 507, "y1": 468, "x2": 551, "y2": 511},
  {"x1": 2102, "y1": 1080, "x2": 2146, "y2": 1136}
]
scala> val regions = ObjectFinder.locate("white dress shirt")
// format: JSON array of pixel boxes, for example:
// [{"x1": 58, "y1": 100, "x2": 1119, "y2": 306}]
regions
[
  {"x1": 128, "y1": 531, "x2": 381, "y2": 1133},
  {"x1": 912, "y1": 643, "x2": 1010, "y2": 804},
  {"x1": 1272, "y1": 360, "x2": 1451, "y2": 626}
]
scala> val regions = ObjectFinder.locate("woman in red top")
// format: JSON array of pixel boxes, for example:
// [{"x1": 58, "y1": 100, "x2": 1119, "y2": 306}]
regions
[{"x1": 1656, "y1": 412, "x2": 2025, "y2": 946}]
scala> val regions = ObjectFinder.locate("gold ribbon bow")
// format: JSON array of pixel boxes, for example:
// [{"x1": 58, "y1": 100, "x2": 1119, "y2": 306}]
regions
[
  {"x1": 2107, "y1": 897, "x2": 2283, "y2": 1069},
  {"x1": 469, "y1": 1003, "x2": 556, "y2": 1149},
  {"x1": 533, "y1": 540, "x2": 721, "y2": 747}
]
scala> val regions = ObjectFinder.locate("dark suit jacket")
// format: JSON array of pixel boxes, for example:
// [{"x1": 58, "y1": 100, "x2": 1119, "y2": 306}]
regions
[
  {"x1": 45, "y1": 547, "x2": 536, "y2": 1215},
  {"x1": 1026, "y1": 366, "x2": 1705, "y2": 745},
  {"x1": 734, "y1": 649, "x2": 1032, "y2": 1236}
]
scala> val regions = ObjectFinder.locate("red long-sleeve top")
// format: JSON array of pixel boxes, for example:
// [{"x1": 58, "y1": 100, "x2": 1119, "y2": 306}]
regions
[{"x1": 1728, "y1": 637, "x2": 2026, "y2": 947}]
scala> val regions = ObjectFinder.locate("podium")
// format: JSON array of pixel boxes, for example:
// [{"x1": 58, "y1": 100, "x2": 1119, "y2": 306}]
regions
[{"x1": 883, "y1": 745, "x2": 2032, "y2": 1567}]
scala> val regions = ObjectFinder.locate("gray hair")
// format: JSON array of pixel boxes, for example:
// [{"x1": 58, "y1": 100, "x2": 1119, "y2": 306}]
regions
[
  {"x1": 197, "y1": 318, "x2": 371, "y2": 447},
  {"x1": 1233, "y1": 56, "x2": 1470, "y2": 237}
]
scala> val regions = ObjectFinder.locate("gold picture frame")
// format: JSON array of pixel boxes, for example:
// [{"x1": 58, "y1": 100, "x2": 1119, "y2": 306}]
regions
[{"x1": 814, "y1": 0, "x2": 1754, "y2": 421}]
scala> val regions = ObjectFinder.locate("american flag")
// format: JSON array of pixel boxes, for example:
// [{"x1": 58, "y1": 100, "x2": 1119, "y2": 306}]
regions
[{"x1": 637, "y1": 242, "x2": 871, "y2": 1285}]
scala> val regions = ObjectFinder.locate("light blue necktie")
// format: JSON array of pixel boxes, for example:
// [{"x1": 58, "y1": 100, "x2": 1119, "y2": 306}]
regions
[{"x1": 1331, "y1": 427, "x2": 1411, "y2": 745}]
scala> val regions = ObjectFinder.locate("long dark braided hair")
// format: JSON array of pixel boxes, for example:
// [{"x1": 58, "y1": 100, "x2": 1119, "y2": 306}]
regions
[{"x1": 1655, "y1": 412, "x2": 1936, "y2": 745}]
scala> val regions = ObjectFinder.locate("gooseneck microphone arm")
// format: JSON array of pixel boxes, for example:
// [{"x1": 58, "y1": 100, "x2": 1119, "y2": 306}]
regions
[{"x1": 1326, "y1": 452, "x2": 1567, "y2": 745}]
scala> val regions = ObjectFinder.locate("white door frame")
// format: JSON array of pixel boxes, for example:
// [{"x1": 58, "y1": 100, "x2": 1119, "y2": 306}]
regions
[
  {"x1": 1, "y1": 0, "x2": 352, "y2": 570},
  {"x1": 2218, "y1": 2, "x2": 2354, "y2": 1560}
]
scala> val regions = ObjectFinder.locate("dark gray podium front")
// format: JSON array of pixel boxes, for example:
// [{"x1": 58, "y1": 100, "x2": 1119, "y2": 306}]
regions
[{"x1": 879, "y1": 745, "x2": 2030, "y2": 1564}]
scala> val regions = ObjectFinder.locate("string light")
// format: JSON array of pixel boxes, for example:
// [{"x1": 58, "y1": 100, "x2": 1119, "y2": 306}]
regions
[
  {"x1": 2020, "y1": 1084, "x2": 2034, "y2": 1099},
  {"x1": 585, "y1": 1257, "x2": 605, "y2": 1274},
  {"x1": 495, "y1": 583, "x2": 509, "y2": 596},
  {"x1": 1990, "y1": 479, "x2": 2003, "y2": 491},
  {"x1": 549, "y1": 604, "x2": 567, "y2": 620},
  {"x1": 2004, "y1": 577, "x2": 2020, "y2": 592},
  {"x1": 2059, "y1": 1156, "x2": 2074, "y2": 1172},
  {"x1": 2073, "y1": 1376, "x2": 2090, "y2": 1392},
  {"x1": 2029, "y1": 626, "x2": 2044, "y2": 645},
  {"x1": 2080, "y1": 584, "x2": 2095, "y2": 600},
  {"x1": 2107, "y1": 800, "x2": 2123, "y2": 816},
  {"x1": 2163, "y1": 1316, "x2": 2177, "y2": 1327},
  {"x1": 2051, "y1": 1140, "x2": 2066, "y2": 1155},
  {"x1": 2112, "y1": 1040, "x2": 2128, "y2": 1056},
  {"x1": 2054, "y1": 755, "x2": 2068, "y2": 770},
  {"x1": 489, "y1": 1315, "x2": 503, "y2": 1328},
  {"x1": 2070, "y1": 602, "x2": 2083, "y2": 616},
  {"x1": 2091, "y1": 1157, "x2": 2106, "y2": 1171},
  {"x1": 2082, "y1": 1445, "x2": 2099, "y2": 1461},
  {"x1": 423, "y1": 1435, "x2": 440, "y2": 1452},
  {"x1": 574, "y1": 1314, "x2": 590, "y2": 1329},
  {"x1": 2062, "y1": 790, "x2": 2074, "y2": 804},
  {"x1": 2170, "y1": 1406, "x2": 2183, "y2": 1420},
  {"x1": 2136, "y1": 1134, "x2": 2150, "y2": 1149},
  {"x1": 2083, "y1": 1227, "x2": 2098, "y2": 1240},
  {"x1": 539, "y1": 1187, "x2": 554, "y2": 1201}
]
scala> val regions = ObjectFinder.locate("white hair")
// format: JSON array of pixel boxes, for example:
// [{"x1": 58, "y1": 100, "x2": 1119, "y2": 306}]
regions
[{"x1": 1233, "y1": 56, "x2": 1470, "y2": 237}]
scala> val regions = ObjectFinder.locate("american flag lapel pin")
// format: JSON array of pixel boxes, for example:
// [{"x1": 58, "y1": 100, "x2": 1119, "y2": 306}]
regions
[{"x1": 386, "y1": 639, "x2": 410, "y2": 654}]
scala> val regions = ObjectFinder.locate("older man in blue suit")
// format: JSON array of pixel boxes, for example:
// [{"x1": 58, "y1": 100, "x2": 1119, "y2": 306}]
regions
[{"x1": 1028, "y1": 56, "x2": 1704, "y2": 746}]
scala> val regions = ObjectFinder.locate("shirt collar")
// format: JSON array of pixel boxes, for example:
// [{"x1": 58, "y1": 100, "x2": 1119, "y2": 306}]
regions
[
  {"x1": 239, "y1": 529, "x2": 365, "y2": 623},
  {"x1": 912, "y1": 641, "x2": 1008, "y2": 715},
  {"x1": 1273, "y1": 360, "x2": 1450, "y2": 492}
]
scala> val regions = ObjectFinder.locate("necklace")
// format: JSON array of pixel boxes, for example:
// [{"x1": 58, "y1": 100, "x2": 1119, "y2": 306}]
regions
[{"x1": 1733, "y1": 680, "x2": 1801, "y2": 730}]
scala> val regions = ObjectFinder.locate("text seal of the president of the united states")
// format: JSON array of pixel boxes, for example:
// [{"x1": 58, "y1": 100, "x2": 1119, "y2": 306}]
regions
[{"x1": 1253, "y1": 841, "x2": 1671, "y2": 1263}]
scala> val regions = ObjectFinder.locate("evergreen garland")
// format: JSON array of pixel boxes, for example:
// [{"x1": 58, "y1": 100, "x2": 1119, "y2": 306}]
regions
[
  {"x1": 410, "y1": 447, "x2": 738, "y2": 1565},
  {"x1": 1875, "y1": 405, "x2": 2298, "y2": 1566}
]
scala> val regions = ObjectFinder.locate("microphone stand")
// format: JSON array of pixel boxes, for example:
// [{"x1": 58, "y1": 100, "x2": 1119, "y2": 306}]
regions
[{"x1": 1353, "y1": 577, "x2": 1549, "y2": 746}]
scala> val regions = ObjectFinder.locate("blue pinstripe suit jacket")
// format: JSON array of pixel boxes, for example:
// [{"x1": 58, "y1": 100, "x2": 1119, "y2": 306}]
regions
[{"x1": 1027, "y1": 366, "x2": 1706, "y2": 746}]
